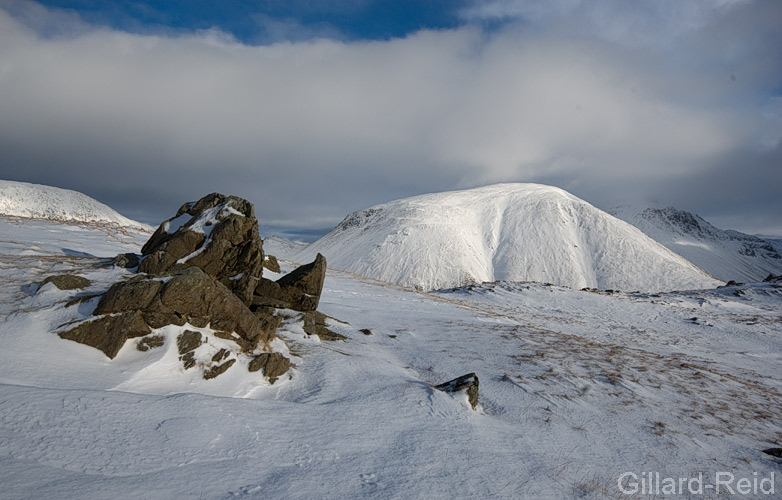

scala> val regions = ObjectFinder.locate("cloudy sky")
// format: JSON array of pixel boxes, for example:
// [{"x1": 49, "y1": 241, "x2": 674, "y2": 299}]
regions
[{"x1": 0, "y1": 0, "x2": 780, "y2": 239}]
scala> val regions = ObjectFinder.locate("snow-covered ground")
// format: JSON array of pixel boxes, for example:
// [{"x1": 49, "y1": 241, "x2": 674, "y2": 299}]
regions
[
  {"x1": 1, "y1": 216, "x2": 780, "y2": 499},
  {"x1": 610, "y1": 205, "x2": 782, "y2": 283},
  {"x1": 0, "y1": 180, "x2": 152, "y2": 230},
  {"x1": 296, "y1": 184, "x2": 721, "y2": 292}
]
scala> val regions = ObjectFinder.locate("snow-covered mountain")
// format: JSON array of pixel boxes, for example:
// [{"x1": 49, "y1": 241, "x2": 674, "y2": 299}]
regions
[
  {"x1": 0, "y1": 180, "x2": 150, "y2": 230},
  {"x1": 1, "y1": 214, "x2": 780, "y2": 499},
  {"x1": 296, "y1": 184, "x2": 721, "y2": 292},
  {"x1": 610, "y1": 205, "x2": 782, "y2": 282},
  {"x1": 261, "y1": 235, "x2": 307, "y2": 260}
]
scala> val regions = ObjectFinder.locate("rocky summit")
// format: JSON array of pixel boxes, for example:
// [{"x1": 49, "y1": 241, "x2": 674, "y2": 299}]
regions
[
  {"x1": 59, "y1": 192, "x2": 331, "y2": 382},
  {"x1": 139, "y1": 193, "x2": 264, "y2": 305}
]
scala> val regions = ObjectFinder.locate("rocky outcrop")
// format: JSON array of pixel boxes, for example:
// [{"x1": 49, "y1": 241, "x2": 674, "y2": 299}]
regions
[
  {"x1": 38, "y1": 274, "x2": 91, "y2": 291},
  {"x1": 59, "y1": 310, "x2": 150, "y2": 359},
  {"x1": 275, "y1": 253, "x2": 327, "y2": 311},
  {"x1": 138, "y1": 193, "x2": 264, "y2": 305},
  {"x1": 248, "y1": 254, "x2": 327, "y2": 312},
  {"x1": 56, "y1": 192, "x2": 335, "y2": 384},
  {"x1": 63, "y1": 267, "x2": 278, "y2": 359},
  {"x1": 435, "y1": 373, "x2": 480, "y2": 410}
]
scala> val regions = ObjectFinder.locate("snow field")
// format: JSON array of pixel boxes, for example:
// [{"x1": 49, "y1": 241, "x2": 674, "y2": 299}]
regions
[{"x1": 0, "y1": 216, "x2": 780, "y2": 499}]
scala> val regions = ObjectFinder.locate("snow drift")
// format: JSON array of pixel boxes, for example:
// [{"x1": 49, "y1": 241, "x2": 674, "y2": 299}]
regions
[
  {"x1": 610, "y1": 205, "x2": 782, "y2": 282},
  {"x1": 0, "y1": 179, "x2": 150, "y2": 229},
  {"x1": 296, "y1": 183, "x2": 721, "y2": 292}
]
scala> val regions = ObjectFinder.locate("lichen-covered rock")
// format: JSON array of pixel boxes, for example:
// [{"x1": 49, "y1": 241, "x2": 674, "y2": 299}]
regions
[
  {"x1": 59, "y1": 310, "x2": 150, "y2": 359},
  {"x1": 276, "y1": 253, "x2": 326, "y2": 311},
  {"x1": 38, "y1": 274, "x2": 91, "y2": 292},
  {"x1": 434, "y1": 373, "x2": 480, "y2": 410},
  {"x1": 248, "y1": 352, "x2": 291, "y2": 383},
  {"x1": 138, "y1": 193, "x2": 265, "y2": 305}
]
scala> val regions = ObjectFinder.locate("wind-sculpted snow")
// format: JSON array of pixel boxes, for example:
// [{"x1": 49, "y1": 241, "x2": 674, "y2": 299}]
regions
[
  {"x1": 1, "y1": 216, "x2": 780, "y2": 499},
  {"x1": 297, "y1": 184, "x2": 721, "y2": 292},
  {"x1": 611, "y1": 205, "x2": 782, "y2": 282},
  {"x1": 0, "y1": 180, "x2": 150, "y2": 230}
]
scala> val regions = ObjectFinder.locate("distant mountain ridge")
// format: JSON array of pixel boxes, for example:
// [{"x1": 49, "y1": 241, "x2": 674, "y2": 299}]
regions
[
  {"x1": 296, "y1": 183, "x2": 721, "y2": 292},
  {"x1": 0, "y1": 180, "x2": 150, "y2": 230},
  {"x1": 609, "y1": 205, "x2": 782, "y2": 282}
]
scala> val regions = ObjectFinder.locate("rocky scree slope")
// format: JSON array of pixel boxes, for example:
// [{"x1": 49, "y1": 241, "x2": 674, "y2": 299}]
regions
[{"x1": 296, "y1": 183, "x2": 722, "y2": 292}]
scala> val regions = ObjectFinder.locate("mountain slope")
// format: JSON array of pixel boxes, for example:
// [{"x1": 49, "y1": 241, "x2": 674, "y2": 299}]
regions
[
  {"x1": 610, "y1": 205, "x2": 782, "y2": 282},
  {"x1": 0, "y1": 180, "x2": 150, "y2": 230},
  {"x1": 1, "y1": 212, "x2": 780, "y2": 499},
  {"x1": 296, "y1": 184, "x2": 721, "y2": 292}
]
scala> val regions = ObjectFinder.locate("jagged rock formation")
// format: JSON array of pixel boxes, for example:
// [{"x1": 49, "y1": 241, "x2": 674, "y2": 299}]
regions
[
  {"x1": 59, "y1": 192, "x2": 331, "y2": 382},
  {"x1": 139, "y1": 193, "x2": 264, "y2": 305},
  {"x1": 61, "y1": 267, "x2": 279, "y2": 359}
]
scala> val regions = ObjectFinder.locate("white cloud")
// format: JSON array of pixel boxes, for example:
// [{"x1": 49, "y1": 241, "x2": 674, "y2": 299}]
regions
[{"x1": 0, "y1": 1, "x2": 779, "y2": 235}]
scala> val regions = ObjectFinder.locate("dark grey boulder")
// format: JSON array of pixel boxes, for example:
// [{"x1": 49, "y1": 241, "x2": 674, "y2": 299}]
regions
[
  {"x1": 276, "y1": 253, "x2": 327, "y2": 311},
  {"x1": 59, "y1": 310, "x2": 150, "y2": 359},
  {"x1": 435, "y1": 373, "x2": 480, "y2": 410},
  {"x1": 138, "y1": 193, "x2": 265, "y2": 305},
  {"x1": 38, "y1": 274, "x2": 91, "y2": 292}
]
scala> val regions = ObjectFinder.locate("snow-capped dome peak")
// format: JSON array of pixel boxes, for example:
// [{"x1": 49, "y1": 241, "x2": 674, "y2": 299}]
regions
[{"x1": 297, "y1": 183, "x2": 721, "y2": 292}]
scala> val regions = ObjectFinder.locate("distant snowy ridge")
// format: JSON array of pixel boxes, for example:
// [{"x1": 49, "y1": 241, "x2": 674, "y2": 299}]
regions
[
  {"x1": 610, "y1": 205, "x2": 782, "y2": 282},
  {"x1": 261, "y1": 235, "x2": 307, "y2": 261},
  {"x1": 0, "y1": 180, "x2": 151, "y2": 230},
  {"x1": 296, "y1": 183, "x2": 721, "y2": 292}
]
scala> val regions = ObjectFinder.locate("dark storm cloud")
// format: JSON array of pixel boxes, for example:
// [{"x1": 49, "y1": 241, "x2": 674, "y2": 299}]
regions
[{"x1": 0, "y1": 0, "x2": 779, "y2": 237}]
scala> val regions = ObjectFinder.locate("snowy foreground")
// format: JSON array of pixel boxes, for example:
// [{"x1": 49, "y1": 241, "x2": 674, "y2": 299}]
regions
[{"x1": 1, "y1": 216, "x2": 781, "y2": 499}]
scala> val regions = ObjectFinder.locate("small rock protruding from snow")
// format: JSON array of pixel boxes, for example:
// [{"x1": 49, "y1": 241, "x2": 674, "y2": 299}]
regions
[
  {"x1": 435, "y1": 373, "x2": 480, "y2": 410},
  {"x1": 37, "y1": 274, "x2": 91, "y2": 292},
  {"x1": 248, "y1": 352, "x2": 292, "y2": 384}
]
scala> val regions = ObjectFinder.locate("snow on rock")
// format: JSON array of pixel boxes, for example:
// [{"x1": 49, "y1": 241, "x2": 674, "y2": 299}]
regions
[
  {"x1": 0, "y1": 179, "x2": 151, "y2": 230},
  {"x1": 296, "y1": 183, "x2": 721, "y2": 292},
  {"x1": 610, "y1": 205, "x2": 782, "y2": 282}
]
